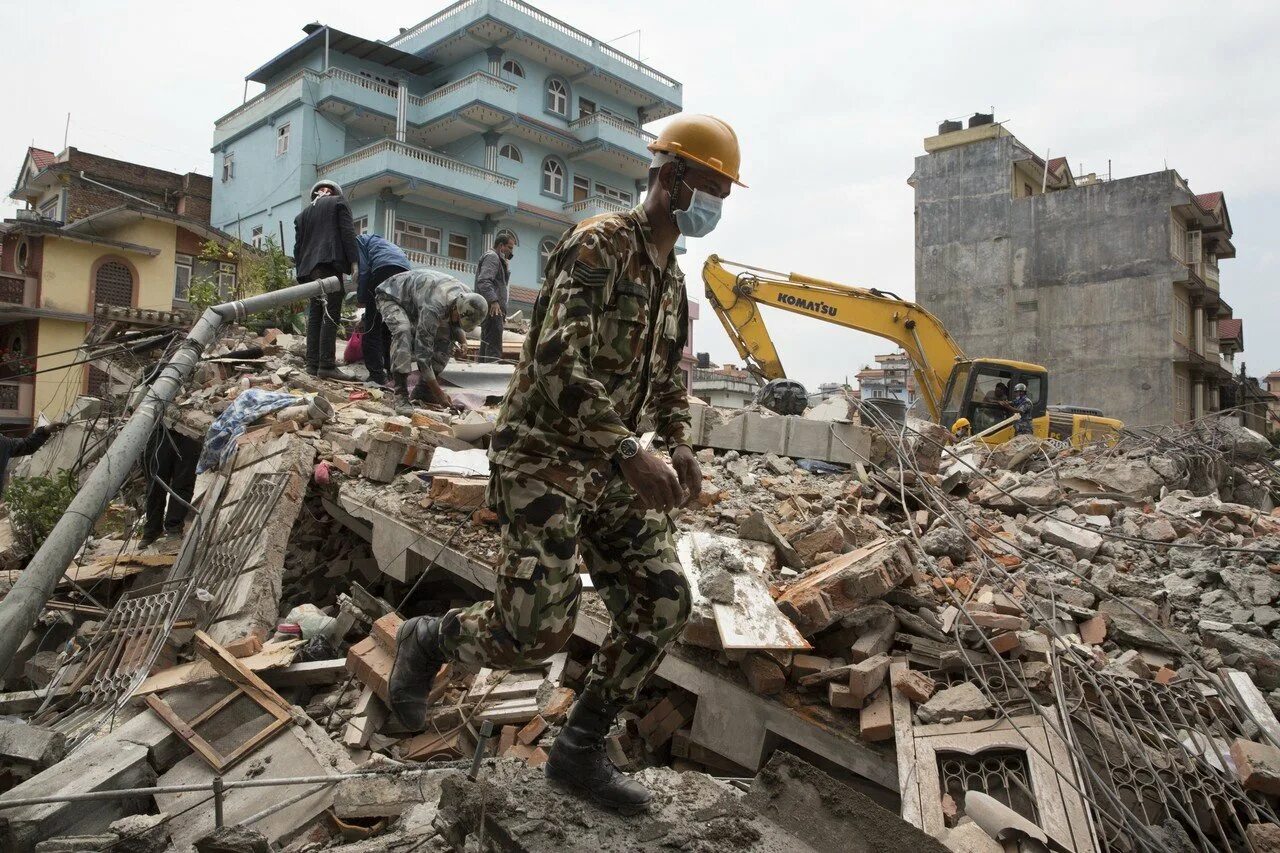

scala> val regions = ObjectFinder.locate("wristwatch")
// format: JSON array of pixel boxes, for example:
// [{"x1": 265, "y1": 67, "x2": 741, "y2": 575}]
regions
[{"x1": 617, "y1": 436, "x2": 641, "y2": 461}]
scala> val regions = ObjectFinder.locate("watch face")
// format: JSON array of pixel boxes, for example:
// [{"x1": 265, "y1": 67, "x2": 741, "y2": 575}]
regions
[{"x1": 620, "y1": 437, "x2": 639, "y2": 458}]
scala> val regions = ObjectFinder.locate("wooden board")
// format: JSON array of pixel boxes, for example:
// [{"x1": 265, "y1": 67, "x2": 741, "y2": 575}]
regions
[
  {"x1": 677, "y1": 531, "x2": 810, "y2": 652},
  {"x1": 133, "y1": 639, "x2": 301, "y2": 697},
  {"x1": 62, "y1": 553, "x2": 176, "y2": 584}
]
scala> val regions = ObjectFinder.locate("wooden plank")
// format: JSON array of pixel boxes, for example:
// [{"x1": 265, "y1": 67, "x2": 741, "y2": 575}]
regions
[
  {"x1": 133, "y1": 640, "x2": 301, "y2": 697},
  {"x1": 261, "y1": 658, "x2": 347, "y2": 687},
  {"x1": 194, "y1": 630, "x2": 293, "y2": 718},
  {"x1": 475, "y1": 697, "x2": 540, "y2": 726},
  {"x1": 889, "y1": 658, "x2": 923, "y2": 828},
  {"x1": 145, "y1": 694, "x2": 225, "y2": 770}
]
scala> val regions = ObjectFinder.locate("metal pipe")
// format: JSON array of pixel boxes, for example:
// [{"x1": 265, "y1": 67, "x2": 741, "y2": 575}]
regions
[
  {"x1": 241, "y1": 781, "x2": 333, "y2": 828},
  {"x1": 0, "y1": 276, "x2": 349, "y2": 669},
  {"x1": 212, "y1": 776, "x2": 224, "y2": 828},
  {"x1": 0, "y1": 766, "x2": 436, "y2": 810}
]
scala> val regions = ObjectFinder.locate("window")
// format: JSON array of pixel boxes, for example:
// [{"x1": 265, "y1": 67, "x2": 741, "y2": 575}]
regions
[
  {"x1": 447, "y1": 234, "x2": 469, "y2": 261},
  {"x1": 250, "y1": 225, "x2": 264, "y2": 250},
  {"x1": 499, "y1": 143, "x2": 522, "y2": 164},
  {"x1": 394, "y1": 219, "x2": 441, "y2": 255},
  {"x1": 1174, "y1": 295, "x2": 1189, "y2": 337},
  {"x1": 1186, "y1": 229, "x2": 1202, "y2": 273},
  {"x1": 539, "y1": 238, "x2": 557, "y2": 280},
  {"x1": 545, "y1": 78, "x2": 568, "y2": 116},
  {"x1": 594, "y1": 182, "x2": 633, "y2": 205},
  {"x1": 1170, "y1": 214, "x2": 1187, "y2": 262},
  {"x1": 599, "y1": 106, "x2": 636, "y2": 127},
  {"x1": 501, "y1": 59, "x2": 525, "y2": 79},
  {"x1": 222, "y1": 152, "x2": 234, "y2": 182},
  {"x1": 94, "y1": 260, "x2": 133, "y2": 307},
  {"x1": 572, "y1": 175, "x2": 589, "y2": 203},
  {"x1": 1175, "y1": 374, "x2": 1189, "y2": 420},
  {"x1": 174, "y1": 254, "x2": 193, "y2": 302},
  {"x1": 276, "y1": 123, "x2": 290, "y2": 156},
  {"x1": 496, "y1": 229, "x2": 518, "y2": 247},
  {"x1": 542, "y1": 158, "x2": 565, "y2": 197},
  {"x1": 352, "y1": 216, "x2": 368, "y2": 235},
  {"x1": 38, "y1": 196, "x2": 59, "y2": 221},
  {"x1": 14, "y1": 239, "x2": 28, "y2": 273},
  {"x1": 579, "y1": 97, "x2": 596, "y2": 118},
  {"x1": 537, "y1": 156, "x2": 563, "y2": 195},
  {"x1": 1023, "y1": 183, "x2": 1033, "y2": 198},
  {"x1": 218, "y1": 262, "x2": 237, "y2": 298}
]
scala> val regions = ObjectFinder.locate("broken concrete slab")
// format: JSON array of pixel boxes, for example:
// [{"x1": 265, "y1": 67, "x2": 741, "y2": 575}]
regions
[
  {"x1": 775, "y1": 538, "x2": 913, "y2": 636},
  {"x1": 1231, "y1": 738, "x2": 1280, "y2": 795},
  {"x1": 333, "y1": 758, "x2": 458, "y2": 818},
  {"x1": 0, "y1": 721, "x2": 67, "y2": 769},
  {"x1": 1039, "y1": 518, "x2": 1102, "y2": 560},
  {"x1": 738, "y1": 510, "x2": 803, "y2": 569},
  {"x1": 916, "y1": 682, "x2": 993, "y2": 724},
  {"x1": 193, "y1": 825, "x2": 270, "y2": 853}
]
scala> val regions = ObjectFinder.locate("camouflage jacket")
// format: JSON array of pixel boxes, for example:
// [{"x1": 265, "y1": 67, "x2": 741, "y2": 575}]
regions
[{"x1": 489, "y1": 205, "x2": 691, "y2": 505}]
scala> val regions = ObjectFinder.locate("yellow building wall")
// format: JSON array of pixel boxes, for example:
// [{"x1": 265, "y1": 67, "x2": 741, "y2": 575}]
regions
[
  {"x1": 33, "y1": 319, "x2": 89, "y2": 421},
  {"x1": 39, "y1": 217, "x2": 178, "y2": 314},
  {"x1": 33, "y1": 217, "x2": 182, "y2": 422}
]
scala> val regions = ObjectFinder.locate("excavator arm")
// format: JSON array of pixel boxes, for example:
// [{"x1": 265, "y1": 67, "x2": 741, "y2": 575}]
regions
[{"x1": 703, "y1": 256, "x2": 968, "y2": 420}]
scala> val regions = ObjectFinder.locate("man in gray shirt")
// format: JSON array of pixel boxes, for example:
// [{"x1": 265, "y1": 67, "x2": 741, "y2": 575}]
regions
[
  {"x1": 374, "y1": 269, "x2": 488, "y2": 406},
  {"x1": 474, "y1": 234, "x2": 513, "y2": 363}
]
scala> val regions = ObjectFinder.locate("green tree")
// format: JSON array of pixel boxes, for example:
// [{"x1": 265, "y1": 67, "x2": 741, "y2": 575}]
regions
[
  {"x1": 190, "y1": 237, "x2": 303, "y2": 331},
  {"x1": 6, "y1": 471, "x2": 77, "y2": 554}
]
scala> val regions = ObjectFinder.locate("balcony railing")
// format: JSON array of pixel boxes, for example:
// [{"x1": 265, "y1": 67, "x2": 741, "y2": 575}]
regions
[
  {"x1": 0, "y1": 272, "x2": 35, "y2": 306},
  {"x1": 569, "y1": 112, "x2": 656, "y2": 143},
  {"x1": 402, "y1": 249, "x2": 478, "y2": 276},
  {"x1": 391, "y1": 0, "x2": 680, "y2": 92},
  {"x1": 317, "y1": 139, "x2": 517, "y2": 189},
  {"x1": 411, "y1": 71, "x2": 515, "y2": 107},
  {"x1": 328, "y1": 67, "x2": 398, "y2": 99},
  {"x1": 563, "y1": 195, "x2": 631, "y2": 215},
  {"x1": 1204, "y1": 262, "x2": 1220, "y2": 291}
]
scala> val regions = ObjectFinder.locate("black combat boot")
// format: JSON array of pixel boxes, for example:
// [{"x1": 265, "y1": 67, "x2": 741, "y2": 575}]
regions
[
  {"x1": 545, "y1": 691, "x2": 652, "y2": 815},
  {"x1": 410, "y1": 379, "x2": 433, "y2": 405},
  {"x1": 391, "y1": 372, "x2": 412, "y2": 403},
  {"x1": 387, "y1": 614, "x2": 449, "y2": 730}
]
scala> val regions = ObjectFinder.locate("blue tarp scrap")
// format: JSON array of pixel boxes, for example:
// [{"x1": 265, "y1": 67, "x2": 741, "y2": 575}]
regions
[{"x1": 196, "y1": 388, "x2": 300, "y2": 473}]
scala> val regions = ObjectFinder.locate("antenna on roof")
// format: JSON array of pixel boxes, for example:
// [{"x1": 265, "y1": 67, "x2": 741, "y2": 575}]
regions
[{"x1": 63, "y1": 113, "x2": 70, "y2": 152}]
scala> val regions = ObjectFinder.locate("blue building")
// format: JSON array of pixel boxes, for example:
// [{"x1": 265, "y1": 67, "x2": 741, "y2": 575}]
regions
[{"x1": 210, "y1": 0, "x2": 682, "y2": 317}]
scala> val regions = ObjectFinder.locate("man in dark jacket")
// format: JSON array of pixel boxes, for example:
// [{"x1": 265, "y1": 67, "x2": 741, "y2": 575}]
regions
[
  {"x1": 0, "y1": 423, "x2": 64, "y2": 498},
  {"x1": 474, "y1": 234, "x2": 513, "y2": 363},
  {"x1": 356, "y1": 233, "x2": 411, "y2": 387},
  {"x1": 294, "y1": 180, "x2": 359, "y2": 378}
]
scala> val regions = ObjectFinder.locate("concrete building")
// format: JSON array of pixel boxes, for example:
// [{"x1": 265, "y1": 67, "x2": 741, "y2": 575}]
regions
[
  {"x1": 2, "y1": 147, "x2": 229, "y2": 432},
  {"x1": 854, "y1": 351, "x2": 915, "y2": 405},
  {"x1": 909, "y1": 117, "x2": 1239, "y2": 427},
  {"x1": 691, "y1": 363, "x2": 757, "y2": 409},
  {"x1": 210, "y1": 2, "x2": 697, "y2": 377}
]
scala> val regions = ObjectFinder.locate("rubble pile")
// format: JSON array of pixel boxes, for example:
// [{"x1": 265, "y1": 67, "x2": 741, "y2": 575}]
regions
[{"x1": 0, "y1": 325, "x2": 1278, "y2": 852}]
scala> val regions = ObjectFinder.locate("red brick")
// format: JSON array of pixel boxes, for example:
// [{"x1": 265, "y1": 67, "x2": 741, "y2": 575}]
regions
[
  {"x1": 517, "y1": 715, "x2": 548, "y2": 746},
  {"x1": 859, "y1": 689, "x2": 893, "y2": 741},
  {"x1": 847, "y1": 654, "x2": 890, "y2": 706},
  {"x1": 429, "y1": 476, "x2": 487, "y2": 509},
  {"x1": 741, "y1": 653, "x2": 786, "y2": 695},
  {"x1": 1231, "y1": 739, "x2": 1280, "y2": 795},
  {"x1": 891, "y1": 668, "x2": 936, "y2": 703},
  {"x1": 1079, "y1": 615, "x2": 1107, "y2": 645}
]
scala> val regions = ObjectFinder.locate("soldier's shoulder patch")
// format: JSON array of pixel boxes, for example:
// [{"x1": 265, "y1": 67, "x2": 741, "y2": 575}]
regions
[{"x1": 571, "y1": 260, "x2": 610, "y2": 287}]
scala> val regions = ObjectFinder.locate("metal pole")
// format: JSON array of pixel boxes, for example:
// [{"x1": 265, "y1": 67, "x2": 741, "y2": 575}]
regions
[
  {"x1": 0, "y1": 276, "x2": 350, "y2": 668},
  {"x1": 212, "y1": 776, "x2": 224, "y2": 828}
]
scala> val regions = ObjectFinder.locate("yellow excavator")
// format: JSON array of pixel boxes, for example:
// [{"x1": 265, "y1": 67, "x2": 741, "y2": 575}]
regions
[{"x1": 703, "y1": 257, "x2": 1122, "y2": 446}]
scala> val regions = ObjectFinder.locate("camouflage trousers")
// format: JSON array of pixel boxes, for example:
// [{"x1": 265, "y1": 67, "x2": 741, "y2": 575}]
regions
[
  {"x1": 374, "y1": 296, "x2": 416, "y2": 376},
  {"x1": 440, "y1": 466, "x2": 691, "y2": 704}
]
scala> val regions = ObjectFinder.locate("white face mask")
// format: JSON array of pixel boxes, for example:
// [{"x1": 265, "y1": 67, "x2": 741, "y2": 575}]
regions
[{"x1": 673, "y1": 182, "x2": 723, "y2": 238}]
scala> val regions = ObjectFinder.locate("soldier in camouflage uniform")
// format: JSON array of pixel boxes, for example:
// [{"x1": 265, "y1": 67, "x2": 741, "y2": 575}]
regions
[
  {"x1": 374, "y1": 269, "x2": 488, "y2": 405},
  {"x1": 389, "y1": 115, "x2": 746, "y2": 813}
]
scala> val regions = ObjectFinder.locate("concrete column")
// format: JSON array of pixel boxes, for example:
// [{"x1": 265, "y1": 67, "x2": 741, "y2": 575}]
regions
[
  {"x1": 1193, "y1": 378, "x2": 1205, "y2": 420},
  {"x1": 481, "y1": 216, "x2": 496, "y2": 253},
  {"x1": 1193, "y1": 303, "x2": 1205, "y2": 356},
  {"x1": 482, "y1": 130, "x2": 501, "y2": 172},
  {"x1": 634, "y1": 178, "x2": 646, "y2": 202},
  {"x1": 380, "y1": 190, "x2": 400, "y2": 239},
  {"x1": 486, "y1": 47, "x2": 504, "y2": 76},
  {"x1": 396, "y1": 82, "x2": 408, "y2": 143}
]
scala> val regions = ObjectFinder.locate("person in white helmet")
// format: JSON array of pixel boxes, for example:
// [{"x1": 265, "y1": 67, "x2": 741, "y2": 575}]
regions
[
  {"x1": 1011, "y1": 382, "x2": 1034, "y2": 435},
  {"x1": 294, "y1": 180, "x2": 359, "y2": 379}
]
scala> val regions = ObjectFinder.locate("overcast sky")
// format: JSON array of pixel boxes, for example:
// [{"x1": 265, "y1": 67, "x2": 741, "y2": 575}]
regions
[{"x1": 4, "y1": 1, "x2": 1277, "y2": 392}]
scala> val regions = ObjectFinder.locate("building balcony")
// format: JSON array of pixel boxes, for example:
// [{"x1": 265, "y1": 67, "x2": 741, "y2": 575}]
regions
[
  {"x1": 316, "y1": 139, "x2": 517, "y2": 215},
  {"x1": 567, "y1": 113, "x2": 653, "y2": 179},
  {"x1": 409, "y1": 72, "x2": 517, "y2": 145},
  {"x1": 0, "y1": 272, "x2": 35, "y2": 307},
  {"x1": 0, "y1": 378, "x2": 34, "y2": 424},
  {"x1": 401, "y1": 248, "x2": 478, "y2": 278},
  {"x1": 390, "y1": 0, "x2": 681, "y2": 119},
  {"x1": 1203, "y1": 261, "x2": 1220, "y2": 292},
  {"x1": 214, "y1": 68, "x2": 318, "y2": 146},
  {"x1": 562, "y1": 195, "x2": 631, "y2": 221}
]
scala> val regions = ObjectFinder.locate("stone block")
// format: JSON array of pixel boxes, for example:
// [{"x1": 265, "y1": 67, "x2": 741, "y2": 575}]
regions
[
  {"x1": 789, "y1": 654, "x2": 831, "y2": 682},
  {"x1": 1245, "y1": 823, "x2": 1280, "y2": 853},
  {"x1": 967, "y1": 611, "x2": 1025, "y2": 632},
  {"x1": 1231, "y1": 739, "x2": 1280, "y2": 795},
  {"x1": 0, "y1": 722, "x2": 67, "y2": 768},
  {"x1": 794, "y1": 525, "x2": 845, "y2": 563},
  {"x1": 1040, "y1": 518, "x2": 1102, "y2": 560},
  {"x1": 428, "y1": 476, "x2": 487, "y2": 510},
  {"x1": 859, "y1": 689, "x2": 894, "y2": 741},
  {"x1": 775, "y1": 538, "x2": 913, "y2": 636},
  {"x1": 1078, "y1": 615, "x2": 1107, "y2": 645},
  {"x1": 917, "y1": 682, "x2": 993, "y2": 724},
  {"x1": 850, "y1": 615, "x2": 898, "y2": 663},
  {"x1": 846, "y1": 654, "x2": 890, "y2": 707},
  {"x1": 890, "y1": 668, "x2": 936, "y2": 703},
  {"x1": 741, "y1": 653, "x2": 786, "y2": 696}
]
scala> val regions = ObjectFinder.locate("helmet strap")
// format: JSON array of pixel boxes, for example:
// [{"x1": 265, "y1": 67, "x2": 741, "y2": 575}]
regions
[{"x1": 669, "y1": 158, "x2": 687, "y2": 226}]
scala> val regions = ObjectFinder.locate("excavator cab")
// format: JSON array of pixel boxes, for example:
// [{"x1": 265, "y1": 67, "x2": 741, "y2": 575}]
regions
[{"x1": 939, "y1": 358, "x2": 1050, "y2": 443}]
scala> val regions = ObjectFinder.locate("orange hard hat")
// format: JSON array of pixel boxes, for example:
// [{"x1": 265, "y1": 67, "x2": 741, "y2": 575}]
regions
[{"x1": 648, "y1": 114, "x2": 746, "y2": 187}]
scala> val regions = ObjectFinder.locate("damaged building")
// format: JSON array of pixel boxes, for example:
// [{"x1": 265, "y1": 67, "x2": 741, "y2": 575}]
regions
[{"x1": 0, "y1": 311, "x2": 1277, "y2": 850}]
